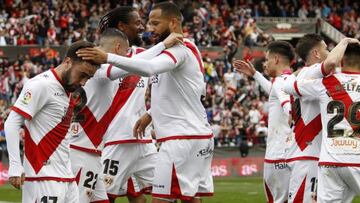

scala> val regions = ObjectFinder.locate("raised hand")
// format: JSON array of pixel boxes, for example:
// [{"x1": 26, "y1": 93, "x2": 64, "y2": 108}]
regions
[
  {"x1": 163, "y1": 32, "x2": 184, "y2": 48},
  {"x1": 76, "y1": 47, "x2": 108, "y2": 64},
  {"x1": 232, "y1": 59, "x2": 256, "y2": 77}
]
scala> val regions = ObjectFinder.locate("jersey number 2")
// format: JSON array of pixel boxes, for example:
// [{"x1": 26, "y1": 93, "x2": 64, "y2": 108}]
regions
[{"x1": 327, "y1": 100, "x2": 360, "y2": 137}]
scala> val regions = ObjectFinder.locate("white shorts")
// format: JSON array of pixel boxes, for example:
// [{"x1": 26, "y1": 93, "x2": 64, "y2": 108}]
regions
[
  {"x1": 287, "y1": 160, "x2": 318, "y2": 203},
  {"x1": 317, "y1": 166, "x2": 360, "y2": 203},
  {"x1": 264, "y1": 161, "x2": 290, "y2": 203},
  {"x1": 101, "y1": 143, "x2": 157, "y2": 198},
  {"x1": 70, "y1": 148, "x2": 108, "y2": 203},
  {"x1": 23, "y1": 180, "x2": 78, "y2": 203},
  {"x1": 152, "y1": 138, "x2": 214, "y2": 201}
]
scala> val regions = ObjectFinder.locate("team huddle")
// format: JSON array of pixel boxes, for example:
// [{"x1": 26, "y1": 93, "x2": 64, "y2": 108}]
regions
[
  {"x1": 5, "y1": 3, "x2": 213, "y2": 203},
  {"x1": 234, "y1": 34, "x2": 360, "y2": 203},
  {"x1": 4, "y1": 1, "x2": 360, "y2": 203}
]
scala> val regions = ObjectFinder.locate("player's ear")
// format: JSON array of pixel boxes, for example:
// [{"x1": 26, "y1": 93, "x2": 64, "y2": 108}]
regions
[
  {"x1": 117, "y1": 22, "x2": 126, "y2": 32},
  {"x1": 169, "y1": 17, "x2": 177, "y2": 31},
  {"x1": 64, "y1": 57, "x2": 72, "y2": 70}
]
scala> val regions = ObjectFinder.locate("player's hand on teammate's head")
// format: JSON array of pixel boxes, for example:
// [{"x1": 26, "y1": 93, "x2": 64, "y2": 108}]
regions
[
  {"x1": 76, "y1": 47, "x2": 107, "y2": 65},
  {"x1": 232, "y1": 59, "x2": 256, "y2": 77},
  {"x1": 9, "y1": 173, "x2": 25, "y2": 189},
  {"x1": 163, "y1": 32, "x2": 184, "y2": 49},
  {"x1": 133, "y1": 113, "x2": 152, "y2": 139}
]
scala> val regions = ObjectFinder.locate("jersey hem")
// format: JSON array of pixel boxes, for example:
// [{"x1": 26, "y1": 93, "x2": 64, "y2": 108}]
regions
[
  {"x1": 152, "y1": 192, "x2": 214, "y2": 201},
  {"x1": 69, "y1": 144, "x2": 102, "y2": 155},
  {"x1": 156, "y1": 134, "x2": 213, "y2": 142},
  {"x1": 264, "y1": 159, "x2": 286, "y2": 163},
  {"x1": 104, "y1": 139, "x2": 153, "y2": 147},
  {"x1": 25, "y1": 176, "x2": 75, "y2": 182},
  {"x1": 319, "y1": 162, "x2": 360, "y2": 167},
  {"x1": 286, "y1": 156, "x2": 319, "y2": 162}
]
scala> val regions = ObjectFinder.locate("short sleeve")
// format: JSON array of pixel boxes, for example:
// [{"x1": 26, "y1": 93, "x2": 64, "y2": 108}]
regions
[
  {"x1": 293, "y1": 78, "x2": 325, "y2": 100},
  {"x1": 12, "y1": 80, "x2": 47, "y2": 120},
  {"x1": 298, "y1": 63, "x2": 326, "y2": 80}
]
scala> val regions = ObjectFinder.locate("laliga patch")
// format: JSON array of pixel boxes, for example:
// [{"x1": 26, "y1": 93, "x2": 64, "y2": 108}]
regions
[
  {"x1": 21, "y1": 90, "x2": 32, "y2": 105},
  {"x1": 70, "y1": 122, "x2": 81, "y2": 136}
]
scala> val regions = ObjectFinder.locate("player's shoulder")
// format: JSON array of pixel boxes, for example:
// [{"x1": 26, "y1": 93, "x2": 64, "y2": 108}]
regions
[{"x1": 298, "y1": 63, "x2": 322, "y2": 78}]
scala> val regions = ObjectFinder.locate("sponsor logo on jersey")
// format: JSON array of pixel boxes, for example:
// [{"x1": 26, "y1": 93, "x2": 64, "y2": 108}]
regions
[
  {"x1": 274, "y1": 162, "x2": 288, "y2": 170},
  {"x1": 21, "y1": 90, "x2": 32, "y2": 105},
  {"x1": 151, "y1": 74, "x2": 159, "y2": 84}
]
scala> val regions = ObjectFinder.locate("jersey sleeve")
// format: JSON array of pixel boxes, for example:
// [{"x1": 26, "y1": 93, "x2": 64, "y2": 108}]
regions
[
  {"x1": 12, "y1": 80, "x2": 47, "y2": 120},
  {"x1": 299, "y1": 63, "x2": 326, "y2": 79},
  {"x1": 253, "y1": 71, "x2": 271, "y2": 95},
  {"x1": 273, "y1": 78, "x2": 291, "y2": 116},
  {"x1": 107, "y1": 45, "x2": 186, "y2": 77},
  {"x1": 284, "y1": 74, "x2": 324, "y2": 100},
  {"x1": 4, "y1": 111, "x2": 25, "y2": 177}
]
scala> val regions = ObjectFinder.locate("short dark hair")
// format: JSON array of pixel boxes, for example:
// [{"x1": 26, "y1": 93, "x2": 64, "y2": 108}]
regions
[
  {"x1": 100, "y1": 28, "x2": 128, "y2": 42},
  {"x1": 267, "y1": 41, "x2": 295, "y2": 63},
  {"x1": 66, "y1": 40, "x2": 95, "y2": 62},
  {"x1": 344, "y1": 43, "x2": 360, "y2": 68},
  {"x1": 296, "y1": 34, "x2": 324, "y2": 61},
  {"x1": 99, "y1": 6, "x2": 136, "y2": 33},
  {"x1": 153, "y1": 2, "x2": 182, "y2": 20}
]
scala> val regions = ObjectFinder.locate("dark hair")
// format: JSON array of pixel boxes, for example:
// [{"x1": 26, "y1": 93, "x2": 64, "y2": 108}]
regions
[
  {"x1": 99, "y1": 6, "x2": 135, "y2": 33},
  {"x1": 66, "y1": 40, "x2": 95, "y2": 62},
  {"x1": 296, "y1": 34, "x2": 324, "y2": 61},
  {"x1": 344, "y1": 43, "x2": 360, "y2": 68},
  {"x1": 153, "y1": 2, "x2": 182, "y2": 20},
  {"x1": 100, "y1": 28, "x2": 128, "y2": 42},
  {"x1": 267, "y1": 41, "x2": 295, "y2": 62}
]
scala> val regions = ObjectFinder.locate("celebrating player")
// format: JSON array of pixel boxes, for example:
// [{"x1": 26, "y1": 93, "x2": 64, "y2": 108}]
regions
[
  {"x1": 285, "y1": 38, "x2": 360, "y2": 203},
  {"x1": 233, "y1": 41, "x2": 294, "y2": 203},
  {"x1": 5, "y1": 41, "x2": 98, "y2": 202},
  {"x1": 77, "y1": 2, "x2": 214, "y2": 203}
]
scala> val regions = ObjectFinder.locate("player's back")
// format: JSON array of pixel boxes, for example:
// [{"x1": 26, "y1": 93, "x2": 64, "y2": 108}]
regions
[
  {"x1": 14, "y1": 69, "x2": 74, "y2": 179},
  {"x1": 286, "y1": 64, "x2": 323, "y2": 160},
  {"x1": 318, "y1": 72, "x2": 360, "y2": 165},
  {"x1": 150, "y1": 39, "x2": 212, "y2": 141}
]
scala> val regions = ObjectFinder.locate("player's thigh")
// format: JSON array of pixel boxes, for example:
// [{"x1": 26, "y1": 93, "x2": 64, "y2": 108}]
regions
[
  {"x1": 340, "y1": 167, "x2": 360, "y2": 196},
  {"x1": 23, "y1": 181, "x2": 78, "y2": 203},
  {"x1": 134, "y1": 144, "x2": 158, "y2": 188},
  {"x1": 152, "y1": 138, "x2": 214, "y2": 199},
  {"x1": 102, "y1": 144, "x2": 137, "y2": 195},
  {"x1": 317, "y1": 166, "x2": 348, "y2": 203},
  {"x1": 263, "y1": 162, "x2": 290, "y2": 202},
  {"x1": 70, "y1": 150, "x2": 106, "y2": 202},
  {"x1": 288, "y1": 160, "x2": 318, "y2": 203}
]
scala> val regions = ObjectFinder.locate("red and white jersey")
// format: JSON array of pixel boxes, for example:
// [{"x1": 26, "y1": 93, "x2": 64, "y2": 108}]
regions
[
  {"x1": 286, "y1": 63, "x2": 326, "y2": 161},
  {"x1": 149, "y1": 39, "x2": 213, "y2": 142},
  {"x1": 285, "y1": 72, "x2": 360, "y2": 165},
  {"x1": 103, "y1": 46, "x2": 154, "y2": 146},
  {"x1": 69, "y1": 64, "x2": 118, "y2": 154},
  {"x1": 11, "y1": 69, "x2": 74, "y2": 179},
  {"x1": 264, "y1": 74, "x2": 292, "y2": 161}
]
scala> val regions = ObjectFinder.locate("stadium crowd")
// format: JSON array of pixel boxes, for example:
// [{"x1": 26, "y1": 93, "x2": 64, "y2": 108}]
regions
[{"x1": 0, "y1": 0, "x2": 359, "y2": 153}]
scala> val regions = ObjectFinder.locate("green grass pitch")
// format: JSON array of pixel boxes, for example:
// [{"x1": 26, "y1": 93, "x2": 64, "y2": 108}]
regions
[{"x1": 0, "y1": 177, "x2": 360, "y2": 202}]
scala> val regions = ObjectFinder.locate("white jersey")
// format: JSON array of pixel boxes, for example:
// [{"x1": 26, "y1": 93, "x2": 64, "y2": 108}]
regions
[
  {"x1": 285, "y1": 72, "x2": 360, "y2": 166},
  {"x1": 148, "y1": 39, "x2": 212, "y2": 141},
  {"x1": 69, "y1": 64, "x2": 118, "y2": 154},
  {"x1": 286, "y1": 63, "x2": 325, "y2": 161},
  {"x1": 103, "y1": 46, "x2": 153, "y2": 146},
  {"x1": 11, "y1": 69, "x2": 74, "y2": 180},
  {"x1": 264, "y1": 73, "x2": 292, "y2": 161}
]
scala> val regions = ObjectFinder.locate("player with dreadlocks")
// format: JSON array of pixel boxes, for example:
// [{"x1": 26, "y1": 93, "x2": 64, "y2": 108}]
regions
[{"x1": 98, "y1": 6, "x2": 183, "y2": 203}]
